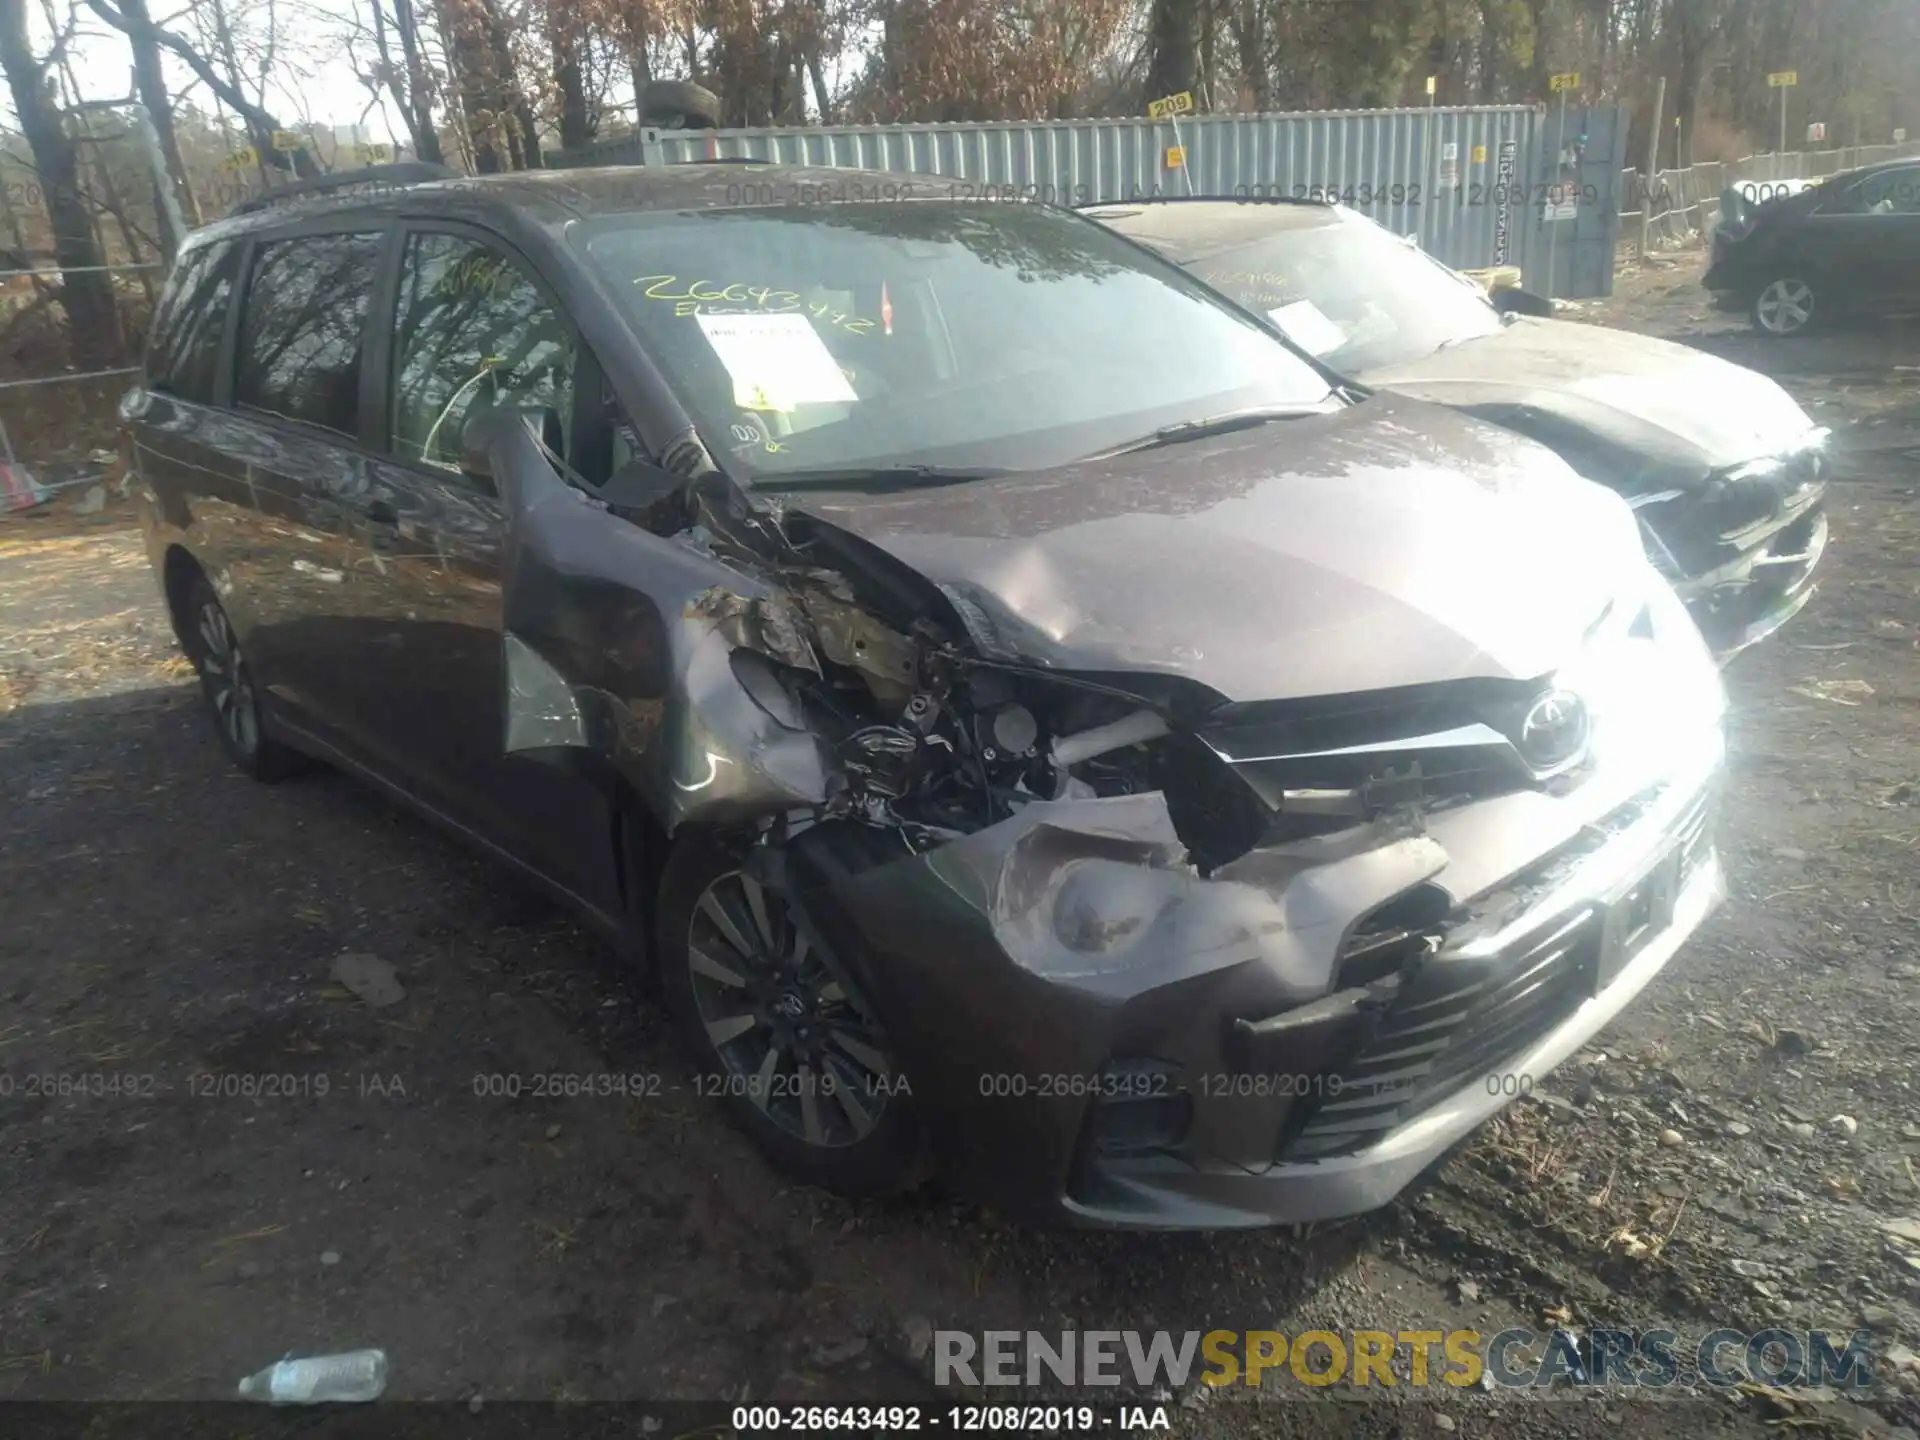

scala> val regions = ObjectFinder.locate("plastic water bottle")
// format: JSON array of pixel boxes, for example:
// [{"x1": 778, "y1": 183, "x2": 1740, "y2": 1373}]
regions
[{"x1": 236, "y1": 1349, "x2": 388, "y2": 1403}]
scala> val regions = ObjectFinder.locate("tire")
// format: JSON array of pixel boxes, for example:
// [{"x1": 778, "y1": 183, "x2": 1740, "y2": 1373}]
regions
[
  {"x1": 1751, "y1": 275, "x2": 1819, "y2": 337},
  {"x1": 656, "y1": 830, "x2": 927, "y2": 1196},
  {"x1": 181, "y1": 573, "x2": 309, "y2": 781}
]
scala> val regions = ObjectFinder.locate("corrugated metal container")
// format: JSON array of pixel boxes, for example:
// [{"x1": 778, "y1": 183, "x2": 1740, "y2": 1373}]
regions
[{"x1": 553, "y1": 107, "x2": 1545, "y2": 274}]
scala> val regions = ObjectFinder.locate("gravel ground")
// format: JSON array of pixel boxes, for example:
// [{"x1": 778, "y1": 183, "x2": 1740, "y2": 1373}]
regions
[{"x1": 2, "y1": 253, "x2": 1918, "y2": 1438}]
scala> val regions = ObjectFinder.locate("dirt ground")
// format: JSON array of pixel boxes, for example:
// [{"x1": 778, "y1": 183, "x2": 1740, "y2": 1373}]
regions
[{"x1": 4, "y1": 251, "x2": 1920, "y2": 1437}]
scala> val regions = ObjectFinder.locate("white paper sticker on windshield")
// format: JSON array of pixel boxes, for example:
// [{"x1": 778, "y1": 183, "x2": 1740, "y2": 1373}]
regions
[
  {"x1": 696, "y1": 311, "x2": 858, "y2": 412},
  {"x1": 1267, "y1": 300, "x2": 1347, "y2": 356}
]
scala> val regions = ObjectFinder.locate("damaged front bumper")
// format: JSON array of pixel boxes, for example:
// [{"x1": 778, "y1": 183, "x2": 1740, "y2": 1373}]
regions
[
  {"x1": 798, "y1": 748, "x2": 1723, "y2": 1229},
  {"x1": 1640, "y1": 438, "x2": 1831, "y2": 660},
  {"x1": 1679, "y1": 503, "x2": 1827, "y2": 661}
]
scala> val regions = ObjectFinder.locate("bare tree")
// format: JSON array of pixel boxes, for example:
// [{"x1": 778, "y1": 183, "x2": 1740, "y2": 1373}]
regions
[
  {"x1": 358, "y1": 0, "x2": 446, "y2": 163},
  {"x1": 115, "y1": 0, "x2": 199, "y2": 227},
  {"x1": 85, "y1": 0, "x2": 320, "y2": 176}
]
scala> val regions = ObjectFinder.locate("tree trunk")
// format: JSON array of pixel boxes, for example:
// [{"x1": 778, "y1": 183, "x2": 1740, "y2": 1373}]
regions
[
  {"x1": 1197, "y1": 0, "x2": 1215, "y2": 109},
  {"x1": 1478, "y1": 0, "x2": 1500, "y2": 101},
  {"x1": 385, "y1": 0, "x2": 444, "y2": 164},
  {"x1": 1673, "y1": 7, "x2": 1708, "y2": 159},
  {"x1": 437, "y1": 0, "x2": 505, "y2": 170},
  {"x1": 117, "y1": 0, "x2": 196, "y2": 227},
  {"x1": 1230, "y1": 0, "x2": 1268, "y2": 109},
  {"x1": 555, "y1": 35, "x2": 590, "y2": 150},
  {"x1": 488, "y1": 10, "x2": 540, "y2": 167},
  {"x1": 51, "y1": 50, "x2": 158, "y2": 301},
  {"x1": 514, "y1": 98, "x2": 543, "y2": 168},
  {"x1": 1144, "y1": 0, "x2": 1200, "y2": 105},
  {"x1": 806, "y1": 47, "x2": 832, "y2": 122},
  {"x1": 1523, "y1": 0, "x2": 1549, "y2": 97},
  {"x1": 0, "y1": 0, "x2": 125, "y2": 367}
]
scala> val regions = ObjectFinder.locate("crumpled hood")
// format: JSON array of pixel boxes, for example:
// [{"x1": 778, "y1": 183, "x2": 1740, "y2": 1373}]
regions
[
  {"x1": 1363, "y1": 317, "x2": 1818, "y2": 479},
  {"x1": 782, "y1": 394, "x2": 1645, "y2": 702}
]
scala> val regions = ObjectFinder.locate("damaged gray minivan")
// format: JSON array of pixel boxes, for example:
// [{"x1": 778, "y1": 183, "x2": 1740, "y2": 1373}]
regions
[{"x1": 129, "y1": 164, "x2": 1726, "y2": 1229}]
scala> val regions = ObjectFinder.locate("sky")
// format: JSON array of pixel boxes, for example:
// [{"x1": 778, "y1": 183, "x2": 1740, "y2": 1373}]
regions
[{"x1": 25, "y1": 1, "x2": 409, "y2": 140}]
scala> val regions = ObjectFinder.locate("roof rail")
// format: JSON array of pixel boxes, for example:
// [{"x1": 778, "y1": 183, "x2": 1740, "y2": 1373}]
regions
[{"x1": 228, "y1": 162, "x2": 461, "y2": 217}]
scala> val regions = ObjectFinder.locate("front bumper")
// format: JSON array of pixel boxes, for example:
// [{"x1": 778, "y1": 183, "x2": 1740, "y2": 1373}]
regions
[
  {"x1": 1683, "y1": 506, "x2": 1827, "y2": 659},
  {"x1": 801, "y1": 738, "x2": 1724, "y2": 1229},
  {"x1": 1702, "y1": 245, "x2": 1750, "y2": 298},
  {"x1": 1649, "y1": 444, "x2": 1831, "y2": 659},
  {"x1": 1070, "y1": 774, "x2": 1720, "y2": 1227}
]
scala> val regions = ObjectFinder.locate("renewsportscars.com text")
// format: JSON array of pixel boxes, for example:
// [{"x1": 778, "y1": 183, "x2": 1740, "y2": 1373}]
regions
[{"x1": 934, "y1": 1328, "x2": 1879, "y2": 1390}]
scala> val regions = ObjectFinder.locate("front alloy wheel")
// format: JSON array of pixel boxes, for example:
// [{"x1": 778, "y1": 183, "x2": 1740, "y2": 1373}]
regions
[
  {"x1": 196, "y1": 595, "x2": 257, "y2": 757},
  {"x1": 184, "y1": 574, "x2": 305, "y2": 781},
  {"x1": 1753, "y1": 277, "x2": 1817, "y2": 336},
  {"x1": 658, "y1": 834, "x2": 926, "y2": 1195}
]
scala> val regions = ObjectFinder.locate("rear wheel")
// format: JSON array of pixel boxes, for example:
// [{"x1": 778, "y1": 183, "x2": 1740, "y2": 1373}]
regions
[
  {"x1": 182, "y1": 573, "x2": 308, "y2": 781},
  {"x1": 1752, "y1": 275, "x2": 1818, "y2": 336},
  {"x1": 656, "y1": 831, "x2": 926, "y2": 1196}
]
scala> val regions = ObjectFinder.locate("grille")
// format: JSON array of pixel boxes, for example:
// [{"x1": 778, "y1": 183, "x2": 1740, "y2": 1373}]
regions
[
  {"x1": 1672, "y1": 790, "x2": 1714, "y2": 886},
  {"x1": 1278, "y1": 907, "x2": 1601, "y2": 1161}
]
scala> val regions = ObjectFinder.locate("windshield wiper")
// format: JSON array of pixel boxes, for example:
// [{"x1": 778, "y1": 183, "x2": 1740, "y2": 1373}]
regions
[
  {"x1": 1089, "y1": 406, "x2": 1318, "y2": 459},
  {"x1": 751, "y1": 463, "x2": 1010, "y2": 491}
]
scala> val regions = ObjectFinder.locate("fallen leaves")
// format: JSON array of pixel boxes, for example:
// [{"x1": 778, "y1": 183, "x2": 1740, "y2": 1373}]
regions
[
  {"x1": 202, "y1": 1223, "x2": 288, "y2": 1270},
  {"x1": 530, "y1": 1218, "x2": 578, "y2": 1260},
  {"x1": 1788, "y1": 677, "x2": 1875, "y2": 706}
]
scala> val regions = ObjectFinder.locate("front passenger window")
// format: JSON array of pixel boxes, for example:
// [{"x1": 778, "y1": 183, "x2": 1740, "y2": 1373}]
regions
[{"x1": 390, "y1": 233, "x2": 574, "y2": 471}]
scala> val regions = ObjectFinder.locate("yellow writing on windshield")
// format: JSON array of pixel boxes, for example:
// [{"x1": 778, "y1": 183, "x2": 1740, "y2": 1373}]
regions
[
  {"x1": 1200, "y1": 268, "x2": 1294, "y2": 291},
  {"x1": 634, "y1": 275, "x2": 877, "y2": 335}
]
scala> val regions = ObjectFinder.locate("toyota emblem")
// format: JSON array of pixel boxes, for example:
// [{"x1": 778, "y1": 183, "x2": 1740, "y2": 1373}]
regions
[{"x1": 1515, "y1": 688, "x2": 1591, "y2": 772}]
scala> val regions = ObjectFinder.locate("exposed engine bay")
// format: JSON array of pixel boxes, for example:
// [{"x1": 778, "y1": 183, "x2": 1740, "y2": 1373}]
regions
[
  {"x1": 589, "y1": 461, "x2": 1508, "y2": 876},
  {"x1": 663, "y1": 477, "x2": 1213, "y2": 851}
]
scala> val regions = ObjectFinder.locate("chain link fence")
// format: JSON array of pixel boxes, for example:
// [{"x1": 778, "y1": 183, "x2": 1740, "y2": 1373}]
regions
[{"x1": 0, "y1": 270, "x2": 160, "y2": 515}]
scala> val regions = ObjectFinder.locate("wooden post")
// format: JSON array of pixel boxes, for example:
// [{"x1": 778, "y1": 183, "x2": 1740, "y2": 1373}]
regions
[{"x1": 1640, "y1": 75, "x2": 1666, "y2": 259}]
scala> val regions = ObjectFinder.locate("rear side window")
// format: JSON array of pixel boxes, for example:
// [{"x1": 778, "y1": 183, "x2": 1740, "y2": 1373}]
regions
[
  {"x1": 146, "y1": 241, "x2": 235, "y2": 404},
  {"x1": 235, "y1": 232, "x2": 384, "y2": 437}
]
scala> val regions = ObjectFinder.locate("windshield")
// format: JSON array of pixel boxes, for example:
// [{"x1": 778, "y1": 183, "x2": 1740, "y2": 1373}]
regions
[
  {"x1": 1176, "y1": 215, "x2": 1505, "y2": 373},
  {"x1": 574, "y1": 202, "x2": 1335, "y2": 481}
]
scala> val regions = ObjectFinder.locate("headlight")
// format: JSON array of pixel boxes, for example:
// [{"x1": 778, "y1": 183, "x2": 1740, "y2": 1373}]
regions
[{"x1": 1551, "y1": 569, "x2": 1725, "y2": 782}]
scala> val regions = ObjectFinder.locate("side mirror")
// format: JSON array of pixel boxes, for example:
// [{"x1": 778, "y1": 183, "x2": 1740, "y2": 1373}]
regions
[
  {"x1": 1490, "y1": 286, "x2": 1555, "y2": 318},
  {"x1": 601, "y1": 454, "x2": 691, "y2": 512}
]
